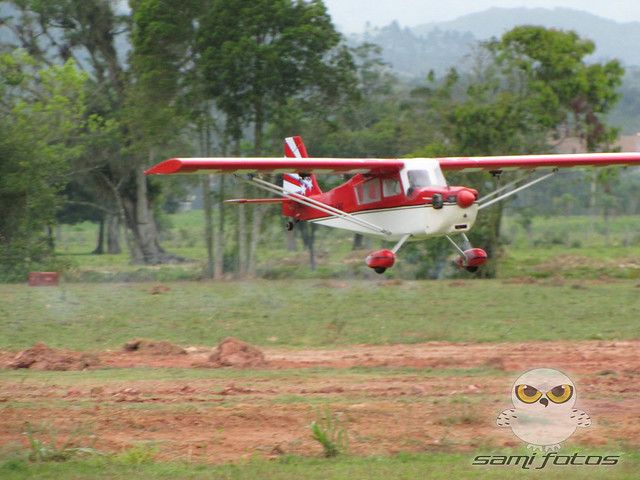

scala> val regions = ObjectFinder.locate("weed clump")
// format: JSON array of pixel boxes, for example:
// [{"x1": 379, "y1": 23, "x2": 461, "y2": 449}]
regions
[{"x1": 308, "y1": 404, "x2": 349, "y2": 457}]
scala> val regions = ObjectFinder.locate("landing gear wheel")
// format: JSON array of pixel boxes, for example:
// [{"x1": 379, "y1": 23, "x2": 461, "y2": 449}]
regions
[
  {"x1": 373, "y1": 267, "x2": 386, "y2": 274},
  {"x1": 285, "y1": 220, "x2": 295, "y2": 231},
  {"x1": 466, "y1": 266, "x2": 478, "y2": 273}
]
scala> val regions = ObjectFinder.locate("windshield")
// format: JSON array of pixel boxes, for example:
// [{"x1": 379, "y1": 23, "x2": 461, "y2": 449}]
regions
[{"x1": 407, "y1": 168, "x2": 447, "y2": 188}]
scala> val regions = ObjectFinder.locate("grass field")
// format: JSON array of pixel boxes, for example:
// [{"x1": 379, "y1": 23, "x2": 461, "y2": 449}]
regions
[
  {"x1": 1, "y1": 278, "x2": 639, "y2": 351},
  {"x1": 1, "y1": 212, "x2": 639, "y2": 478},
  {"x1": 52, "y1": 211, "x2": 640, "y2": 282},
  {"x1": 2, "y1": 451, "x2": 639, "y2": 480}
]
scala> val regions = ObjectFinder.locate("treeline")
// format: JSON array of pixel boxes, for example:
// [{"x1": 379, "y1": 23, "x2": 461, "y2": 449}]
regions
[{"x1": 0, "y1": 0, "x2": 631, "y2": 281}]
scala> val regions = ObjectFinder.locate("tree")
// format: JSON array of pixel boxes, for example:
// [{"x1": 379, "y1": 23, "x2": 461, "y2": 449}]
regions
[
  {"x1": 493, "y1": 26, "x2": 623, "y2": 151},
  {"x1": 0, "y1": 52, "x2": 90, "y2": 280},
  {"x1": 195, "y1": 0, "x2": 357, "y2": 276},
  {"x1": 196, "y1": 0, "x2": 356, "y2": 156},
  {"x1": 408, "y1": 27, "x2": 624, "y2": 278},
  {"x1": 2, "y1": 0, "x2": 191, "y2": 265}
]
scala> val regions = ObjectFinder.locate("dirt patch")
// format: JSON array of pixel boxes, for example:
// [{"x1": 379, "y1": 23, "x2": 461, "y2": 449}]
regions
[
  {"x1": 5, "y1": 343, "x2": 97, "y2": 371},
  {"x1": 148, "y1": 285, "x2": 172, "y2": 295},
  {"x1": 1, "y1": 340, "x2": 639, "y2": 463},
  {"x1": 123, "y1": 338, "x2": 186, "y2": 355},
  {"x1": 208, "y1": 337, "x2": 267, "y2": 368}
]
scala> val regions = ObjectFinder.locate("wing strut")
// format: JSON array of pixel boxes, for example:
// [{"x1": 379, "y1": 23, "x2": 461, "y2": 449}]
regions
[
  {"x1": 236, "y1": 175, "x2": 393, "y2": 237},
  {"x1": 478, "y1": 170, "x2": 557, "y2": 211}
]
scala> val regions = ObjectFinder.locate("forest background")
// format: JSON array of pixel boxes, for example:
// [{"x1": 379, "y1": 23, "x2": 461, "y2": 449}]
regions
[{"x1": 1, "y1": 0, "x2": 639, "y2": 282}]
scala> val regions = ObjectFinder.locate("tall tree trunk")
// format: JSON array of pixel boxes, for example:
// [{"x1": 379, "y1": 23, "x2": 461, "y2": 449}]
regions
[
  {"x1": 253, "y1": 104, "x2": 264, "y2": 156},
  {"x1": 299, "y1": 222, "x2": 317, "y2": 271},
  {"x1": 92, "y1": 216, "x2": 105, "y2": 254},
  {"x1": 352, "y1": 233, "x2": 363, "y2": 250},
  {"x1": 237, "y1": 182, "x2": 248, "y2": 277},
  {"x1": 587, "y1": 172, "x2": 597, "y2": 245},
  {"x1": 213, "y1": 175, "x2": 224, "y2": 279},
  {"x1": 248, "y1": 205, "x2": 267, "y2": 277},
  {"x1": 106, "y1": 211, "x2": 121, "y2": 254},
  {"x1": 202, "y1": 175, "x2": 214, "y2": 278},
  {"x1": 122, "y1": 168, "x2": 182, "y2": 265},
  {"x1": 286, "y1": 230, "x2": 297, "y2": 252}
]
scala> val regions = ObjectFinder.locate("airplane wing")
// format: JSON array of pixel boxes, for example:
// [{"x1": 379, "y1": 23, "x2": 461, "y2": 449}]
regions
[
  {"x1": 146, "y1": 152, "x2": 640, "y2": 176},
  {"x1": 437, "y1": 152, "x2": 640, "y2": 172},
  {"x1": 144, "y1": 157, "x2": 404, "y2": 175}
]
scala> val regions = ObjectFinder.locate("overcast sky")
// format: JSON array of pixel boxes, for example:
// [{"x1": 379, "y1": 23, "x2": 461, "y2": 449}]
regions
[{"x1": 323, "y1": 0, "x2": 640, "y2": 32}]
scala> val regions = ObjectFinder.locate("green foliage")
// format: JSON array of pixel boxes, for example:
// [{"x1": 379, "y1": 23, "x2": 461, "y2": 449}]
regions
[
  {"x1": 115, "y1": 444, "x2": 160, "y2": 466},
  {"x1": 308, "y1": 405, "x2": 349, "y2": 457},
  {"x1": 196, "y1": 0, "x2": 356, "y2": 153},
  {"x1": 492, "y1": 26, "x2": 624, "y2": 151},
  {"x1": 1, "y1": 2, "x2": 636, "y2": 282},
  {"x1": 24, "y1": 422, "x2": 101, "y2": 463},
  {"x1": 0, "y1": 51, "x2": 93, "y2": 281},
  {"x1": 406, "y1": 27, "x2": 625, "y2": 278}
]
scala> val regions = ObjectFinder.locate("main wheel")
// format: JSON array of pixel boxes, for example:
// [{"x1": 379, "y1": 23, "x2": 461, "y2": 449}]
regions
[
  {"x1": 466, "y1": 266, "x2": 478, "y2": 273},
  {"x1": 373, "y1": 267, "x2": 386, "y2": 274}
]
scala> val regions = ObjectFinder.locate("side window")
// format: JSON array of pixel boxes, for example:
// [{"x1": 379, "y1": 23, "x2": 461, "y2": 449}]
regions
[
  {"x1": 382, "y1": 178, "x2": 402, "y2": 197},
  {"x1": 408, "y1": 170, "x2": 430, "y2": 189},
  {"x1": 356, "y1": 178, "x2": 381, "y2": 204}
]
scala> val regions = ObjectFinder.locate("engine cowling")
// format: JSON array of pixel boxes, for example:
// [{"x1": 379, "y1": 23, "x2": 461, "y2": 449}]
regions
[{"x1": 366, "y1": 249, "x2": 395, "y2": 274}]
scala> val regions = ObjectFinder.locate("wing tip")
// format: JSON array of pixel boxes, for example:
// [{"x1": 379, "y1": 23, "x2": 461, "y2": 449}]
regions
[{"x1": 145, "y1": 159, "x2": 185, "y2": 175}]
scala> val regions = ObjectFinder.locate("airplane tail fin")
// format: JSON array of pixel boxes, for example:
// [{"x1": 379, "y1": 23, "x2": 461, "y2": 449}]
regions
[{"x1": 283, "y1": 136, "x2": 321, "y2": 197}]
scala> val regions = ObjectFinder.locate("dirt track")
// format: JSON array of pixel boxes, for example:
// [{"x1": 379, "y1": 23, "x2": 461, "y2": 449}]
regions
[{"x1": 1, "y1": 339, "x2": 639, "y2": 462}]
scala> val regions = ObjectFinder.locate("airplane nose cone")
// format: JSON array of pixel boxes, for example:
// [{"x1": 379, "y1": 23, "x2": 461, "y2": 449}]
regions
[{"x1": 457, "y1": 189, "x2": 476, "y2": 209}]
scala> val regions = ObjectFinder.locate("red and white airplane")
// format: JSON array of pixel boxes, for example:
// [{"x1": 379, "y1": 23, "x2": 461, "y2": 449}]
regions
[{"x1": 146, "y1": 136, "x2": 640, "y2": 274}]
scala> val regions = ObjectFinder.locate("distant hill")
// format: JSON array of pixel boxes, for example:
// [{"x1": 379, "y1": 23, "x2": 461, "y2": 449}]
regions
[
  {"x1": 344, "y1": 7, "x2": 640, "y2": 134},
  {"x1": 346, "y1": 7, "x2": 640, "y2": 78},
  {"x1": 413, "y1": 7, "x2": 640, "y2": 66}
]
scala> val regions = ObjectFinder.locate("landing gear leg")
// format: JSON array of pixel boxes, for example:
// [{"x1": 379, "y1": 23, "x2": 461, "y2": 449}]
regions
[
  {"x1": 391, "y1": 234, "x2": 412, "y2": 254},
  {"x1": 459, "y1": 233, "x2": 472, "y2": 251}
]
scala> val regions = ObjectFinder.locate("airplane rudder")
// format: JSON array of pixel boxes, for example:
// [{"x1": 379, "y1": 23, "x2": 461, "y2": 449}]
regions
[{"x1": 284, "y1": 136, "x2": 308, "y2": 159}]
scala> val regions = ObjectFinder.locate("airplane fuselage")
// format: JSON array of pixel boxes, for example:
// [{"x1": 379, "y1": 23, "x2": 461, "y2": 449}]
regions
[{"x1": 283, "y1": 160, "x2": 479, "y2": 241}]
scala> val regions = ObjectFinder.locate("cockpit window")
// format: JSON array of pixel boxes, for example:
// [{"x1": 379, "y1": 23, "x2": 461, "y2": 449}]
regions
[
  {"x1": 355, "y1": 178, "x2": 382, "y2": 204},
  {"x1": 382, "y1": 178, "x2": 402, "y2": 197},
  {"x1": 408, "y1": 170, "x2": 430, "y2": 189},
  {"x1": 407, "y1": 168, "x2": 447, "y2": 189}
]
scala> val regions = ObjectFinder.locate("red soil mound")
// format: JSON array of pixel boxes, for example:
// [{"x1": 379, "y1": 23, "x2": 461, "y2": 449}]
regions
[
  {"x1": 6, "y1": 342, "x2": 97, "y2": 371},
  {"x1": 209, "y1": 337, "x2": 267, "y2": 368}
]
